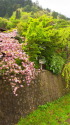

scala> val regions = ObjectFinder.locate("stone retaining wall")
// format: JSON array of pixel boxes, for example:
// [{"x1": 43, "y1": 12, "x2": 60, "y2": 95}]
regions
[{"x1": 0, "y1": 70, "x2": 68, "y2": 125}]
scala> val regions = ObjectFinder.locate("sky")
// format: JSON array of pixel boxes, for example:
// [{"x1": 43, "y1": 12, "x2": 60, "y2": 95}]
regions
[{"x1": 32, "y1": 0, "x2": 70, "y2": 18}]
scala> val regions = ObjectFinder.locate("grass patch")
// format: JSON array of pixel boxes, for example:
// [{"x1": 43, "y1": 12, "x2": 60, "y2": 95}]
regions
[{"x1": 17, "y1": 93, "x2": 70, "y2": 125}]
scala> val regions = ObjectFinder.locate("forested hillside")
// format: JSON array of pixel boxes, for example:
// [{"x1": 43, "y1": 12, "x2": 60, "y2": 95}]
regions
[
  {"x1": 0, "y1": 0, "x2": 69, "y2": 20},
  {"x1": 0, "y1": 0, "x2": 42, "y2": 17}
]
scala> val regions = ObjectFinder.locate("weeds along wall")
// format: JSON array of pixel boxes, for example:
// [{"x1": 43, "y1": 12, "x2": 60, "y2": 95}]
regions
[{"x1": 0, "y1": 70, "x2": 68, "y2": 125}]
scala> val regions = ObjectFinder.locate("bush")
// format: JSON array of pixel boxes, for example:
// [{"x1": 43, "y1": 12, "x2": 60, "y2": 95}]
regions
[
  {"x1": 17, "y1": 22, "x2": 28, "y2": 36},
  {"x1": 0, "y1": 30, "x2": 35, "y2": 95},
  {"x1": 0, "y1": 17, "x2": 8, "y2": 29},
  {"x1": 62, "y1": 62, "x2": 70, "y2": 84},
  {"x1": 50, "y1": 54, "x2": 65, "y2": 74}
]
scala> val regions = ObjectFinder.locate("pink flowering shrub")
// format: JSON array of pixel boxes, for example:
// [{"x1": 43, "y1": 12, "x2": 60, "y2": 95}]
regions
[{"x1": 0, "y1": 30, "x2": 35, "y2": 95}]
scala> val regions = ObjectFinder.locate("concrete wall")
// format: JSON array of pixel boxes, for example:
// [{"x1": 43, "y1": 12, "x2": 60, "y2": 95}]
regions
[{"x1": 0, "y1": 70, "x2": 68, "y2": 125}]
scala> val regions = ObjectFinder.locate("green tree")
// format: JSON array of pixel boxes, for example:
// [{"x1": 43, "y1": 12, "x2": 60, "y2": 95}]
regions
[
  {"x1": 23, "y1": 16, "x2": 61, "y2": 70},
  {"x1": 16, "y1": 9, "x2": 21, "y2": 19},
  {"x1": 0, "y1": 17, "x2": 8, "y2": 28}
]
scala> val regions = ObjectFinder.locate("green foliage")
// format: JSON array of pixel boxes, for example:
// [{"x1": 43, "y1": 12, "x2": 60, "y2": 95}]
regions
[
  {"x1": 54, "y1": 19, "x2": 70, "y2": 28},
  {"x1": 51, "y1": 11, "x2": 59, "y2": 18},
  {"x1": 6, "y1": 21, "x2": 14, "y2": 29},
  {"x1": 51, "y1": 11, "x2": 67, "y2": 20},
  {"x1": 15, "y1": 11, "x2": 32, "y2": 36},
  {"x1": 0, "y1": 0, "x2": 33, "y2": 17},
  {"x1": 25, "y1": 16, "x2": 53, "y2": 53},
  {"x1": 15, "y1": 58, "x2": 22, "y2": 66},
  {"x1": 23, "y1": 5, "x2": 32, "y2": 12},
  {"x1": 5, "y1": 11, "x2": 69, "y2": 80},
  {"x1": 25, "y1": 17, "x2": 45, "y2": 62},
  {"x1": 17, "y1": 21, "x2": 29, "y2": 36},
  {"x1": 50, "y1": 54, "x2": 65, "y2": 74},
  {"x1": 58, "y1": 27, "x2": 70, "y2": 48},
  {"x1": 24, "y1": 15, "x2": 62, "y2": 69},
  {"x1": 0, "y1": 0, "x2": 68, "y2": 22},
  {"x1": 62, "y1": 62, "x2": 70, "y2": 84},
  {"x1": 20, "y1": 11, "x2": 31, "y2": 21},
  {"x1": 32, "y1": 11, "x2": 48, "y2": 18},
  {"x1": 15, "y1": 36, "x2": 23, "y2": 43},
  {"x1": 18, "y1": 15, "x2": 69, "y2": 75},
  {"x1": 0, "y1": 17, "x2": 8, "y2": 28},
  {"x1": 1, "y1": 7, "x2": 69, "y2": 80},
  {"x1": 17, "y1": 93, "x2": 70, "y2": 125},
  {"x1": 16, "y1": 9, "x2": 21, "y2": 19},
  {"x1": 9, "y1": 13, "x2": 20, "y2": 28}
]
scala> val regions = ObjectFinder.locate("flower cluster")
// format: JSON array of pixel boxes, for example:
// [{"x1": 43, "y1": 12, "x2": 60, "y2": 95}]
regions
[{"x1": 0, "y1": 30, "x2": 35, "y2": 95}]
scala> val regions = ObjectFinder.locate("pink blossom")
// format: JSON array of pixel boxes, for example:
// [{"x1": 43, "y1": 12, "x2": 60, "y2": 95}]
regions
[{"x1": 0, "y1": 30, "x2": 35, "y2": 95}]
